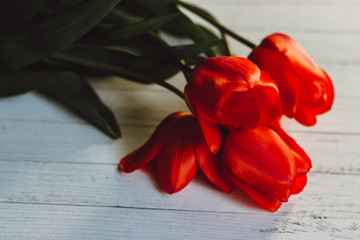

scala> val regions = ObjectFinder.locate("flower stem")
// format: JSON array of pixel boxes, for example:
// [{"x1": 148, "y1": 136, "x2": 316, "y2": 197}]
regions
[
  {"x1": 156, "y1": 81, "x2": 185, "y2": 100},
  {"x1": 178, "y1": 1, "x2": 256, "y2": 49},
  {"x1": 173, "y1": 60, "x2": 192, "y2": 83},
  {"x1": 209, "y1": 21, "x2": 256, "y2": 49}
]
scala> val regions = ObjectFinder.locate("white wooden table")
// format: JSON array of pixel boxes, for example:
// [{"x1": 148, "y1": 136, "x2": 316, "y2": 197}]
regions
[{"x1": 1, "y1": 1, "x2": 360, "y2": 239}]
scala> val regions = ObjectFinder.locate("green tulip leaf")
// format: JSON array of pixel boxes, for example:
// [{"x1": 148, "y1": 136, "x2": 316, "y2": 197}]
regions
[
  {"x1": 0, "y1": 0, "x2": 49, "y2": 31},
  {"x1": 177, "y1": 1, "x2": 231, "y2": 56},
  {"x1": 122, "y1": 0, "x2": 216, "y2": 57},
  {"x1": 38, "y1": 72, "x2": 121, "y2": 138},
  {"x1": 102, "y1": 8, "x2": 144, "y2": 26},
  {"x1": 0, "y1": 71, "x2": 58, "y2": 97},
  {"x1": 0, "y1": 70, "x2": 121, "y2": 138},
  {"x1": 196, "y1": 25, "x2": 229, "y2": 56},
  {"x1": 142, "y1": 39, "x2": 223, "y2": 65},
  {"x1": 0, "y1": 0, "x2": 122, "y2": 70},
  {"x1": 104, "y1": 13, "x2": 181, "y2": 40},
  {"x1": 47, "y1": 38, "x2": 221, "y2": 83},
  {"x1": 46, "y1": 51, "x2": 178, "y2": 84}
]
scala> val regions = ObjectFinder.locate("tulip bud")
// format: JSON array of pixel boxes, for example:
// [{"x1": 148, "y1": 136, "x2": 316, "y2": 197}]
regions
[
  {"x1": 185, "y1": 56, "x2": 281, "y2": 153},
  {"x1": 222, "y1": 124, "x2": 311, "y2": 211},
  {"x1": 248, "y1": 33, "x2": 334, "y2": 126}
]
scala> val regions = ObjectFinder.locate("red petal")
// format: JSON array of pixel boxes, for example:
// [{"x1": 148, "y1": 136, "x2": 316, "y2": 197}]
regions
[
  {"x1": 249, "y1": 33, "x2": 334, "y2": 125},
  {"x1": 198, "y1": 120, "x2": 222, "y2": 154},
  {"x1": 224, "y1": 165, "x2": 282, "y2": 211},
  {"x1": 264, "y1": 34, "x2": 323, "y2": 79},
  {"x1": 143, "y1": 161, "x2": 157, "y2": 173},
  {"x1": 224, "y1": 126, "x2": 297, "y2": 193},
  {"x1": 185, "y1": 57, "x2": 279, "y2": 130},
  {"x1": 194, "y1": 126, "x2": 234, "y2": 193},
  {"x1": 119, "y1": 112, "x2": 184, "y2": 173},
  {"x1": 291, "y1": 175, "x2": 308, "y2": 195},
  {"x1": 294, "y1": 103, "x2": 317, "y2": 126},
  {"x1": 249, "y1": 47, "x2": 296, "y2": 117},
  {"x1": 313, "y1": 70, "x2": 334, "y2": 115},
  {"x1": 190, "y1": 57, "x2": 261, "y2": 92},
  {"x1": 156, "y1": 116, "x2": 198, "y2": 194},
  {"x1": 252, "y1": 71, "x2": 282, "y2": 125},
  {"x1": 268, "y1": 120, "x2": 312, "y2": 175},
  {"x1": 219, "y1": 90, "x2": 260, "y2": 128}
]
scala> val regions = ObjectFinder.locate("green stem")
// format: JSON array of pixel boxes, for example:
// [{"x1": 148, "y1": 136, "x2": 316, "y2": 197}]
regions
[
  {"x1": 178, "y1": 1, "x2": 256, "y2": 49},
  {"x1": 212, "y1": 22, "x2": 256, "y2": 49},
  {"x1": 221, "y1": 32, "x2": 232, "y2": 56},
  {"x1": 156, "y1": 81, "x2": 185, "y2": 100},
  {"x1": 173, "y1": 60, "x2": 192, "y2": 83}
]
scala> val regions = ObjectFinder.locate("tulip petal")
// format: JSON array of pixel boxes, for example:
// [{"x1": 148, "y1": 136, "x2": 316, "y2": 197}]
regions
[
  {"x1": 156, "y1": 116, "x2": 198, "y2": 194},
  {"x1": 224, "y1": 126, "x2": 297, "y2": 193},
  {"x1": 224, "y1": 165, "x2": 282, "y2": 211},
  {"x1": 291, "y1": 175, "x2": 308, "y2": 195},
  {"x1": 268, "y1": 120, "x2": 312, "y2": 175},
  {"x1": 190, "y1": 56, "x2": 261, "y2": 92},
  {"x1": 249, "y1": 47, "x2": 296, "y2": 117},
  {"x1": 252, "y1": 71, "x2": 282, "y2": 125},
  {"x1": 143, "y1": 161, "x2": 157, "y2": 173},
  {"x1": 313, "y1": 70, "x2": 334, "y2": 115},
  {"x1": 249, "y1": 33, "x2": 334, "y2": 126},
  {"x1": 194, "y1": 127, "x2": 234, "y2": 193},
  {"x1": 219, "y1": 90, "x2": 260, "y2": 129},
  {"x1": 264, "y1": 34, "x2": 324, "y2": 81},
  {"x1": 185, "y1": 81, "x2": 233, "y2": 124},
  {"x1": 197, "y1": 120, "x2": 222, "y2": 154},
  {"x1": 294, "y1": 102, "x2": 317, "y2": 126},
  {"x1": 119, "y1": 112, "x2": 183, "y2": 173},
  {"x1": 185, "y1": 56, "x2": 281, "y2": 130}
]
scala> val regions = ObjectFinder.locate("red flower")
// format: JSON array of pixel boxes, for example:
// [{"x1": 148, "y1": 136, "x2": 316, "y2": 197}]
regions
[
  {"x1": 185, "y1": 56, "x2": 281, "y2": 154},
  {"x1": 119, "y1": 112, "x2": 233, "y2": 194},
  {"x1": 222, "y1": 122, "x2": 311, "y2": 211},
  {"x1": 248, "y1": 33, "x2": 334, "y2": 126}
]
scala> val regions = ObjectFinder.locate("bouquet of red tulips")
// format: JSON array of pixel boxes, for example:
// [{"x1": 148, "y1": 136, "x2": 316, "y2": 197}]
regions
[
  {"x1": 120, "y1": 33, "x2": 334, "y2": 211},
  {"x1": 118, "y1": 9, "x2": 334, "y2": 211},
  {"x1": 0, "y1": 0, "x2": 334, "y2": 211}
]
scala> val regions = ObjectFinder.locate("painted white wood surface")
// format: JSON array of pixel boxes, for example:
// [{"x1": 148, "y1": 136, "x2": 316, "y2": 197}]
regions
[{"x1": 1, "y1": 1, "x2": 359, "y2": 239}]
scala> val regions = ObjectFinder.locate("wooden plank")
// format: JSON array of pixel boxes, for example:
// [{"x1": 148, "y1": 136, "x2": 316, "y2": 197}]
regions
[
  {"x1": 0, "y1": 202, "x2": 359, "y2": 240},
  {"x1": 0, "y1": 120, "x2": 359, "y2": 174},
  {"x1": 191, "y1": 0, "x2": 360, "y2": 33},
  {"x1": 0, "y1": 160, "x2": 358, "y2": 217}
]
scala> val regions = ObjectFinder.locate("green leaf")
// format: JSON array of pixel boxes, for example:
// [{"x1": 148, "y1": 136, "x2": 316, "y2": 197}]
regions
[
  {"x1": 0, "y1": 0, "x2": 49, "y2": 31},
  {"x1": 0, "y1": 0, "x2": 122, "y2": 70},
  {"x1": 142, "y1": 39, "x2": 223, "y2": 65},
  {"x1": 122, "y1": 0, "x2": 216, "y2": 57},
  {"x1": 48, "y1": 51, "x2": 164, "y2": 83},
  {"x1": 102, "y1": 8, "x2": 143, "y2": 26},
  {"x1": 196, "y1": 25, "x2": 228, "y2": 56},
  {"x1": 0, "y1": 71, "x2": 58, "y2": 97},
  {"x1": 177, "y1": 0, "x2": 231, "y2": 56},
  {"x1": 38, "y1": 72, "x2": 121, "y2": 138},
  {"x1": 0, "y1": 70, "x2": 120, "y2": 138},
  {"x1": 46, "y1": 39, "x2": 221, "y2": 83},
  {"x1": 104, "y1": 13, "x2": 181, "y2": 40}
]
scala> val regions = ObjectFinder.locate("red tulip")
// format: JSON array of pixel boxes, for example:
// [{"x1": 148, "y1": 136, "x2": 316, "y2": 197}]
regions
[
  {"x1": 248, "y1": 33, "x2": 334, "y2": 126},
  {"x1": 222, "y1": 123, "x2": 311, "y2": 211},
  {"x1": 119, "y1": 112, "x2": 233, "y2": 194},
  {"x1": 185, "y1": 56, "x2": 281, "y2": 154}
]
